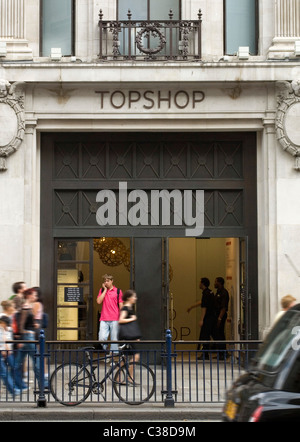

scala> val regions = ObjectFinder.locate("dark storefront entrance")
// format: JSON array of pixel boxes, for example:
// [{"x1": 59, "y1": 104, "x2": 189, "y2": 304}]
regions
[{"x1": 40, "y1": 132, "x2": 258, "y2": 341}]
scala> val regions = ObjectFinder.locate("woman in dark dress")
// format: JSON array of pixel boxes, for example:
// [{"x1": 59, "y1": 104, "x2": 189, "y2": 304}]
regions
[{"x1": 118, "y1": 290, "x2": 141, "y2": 366}]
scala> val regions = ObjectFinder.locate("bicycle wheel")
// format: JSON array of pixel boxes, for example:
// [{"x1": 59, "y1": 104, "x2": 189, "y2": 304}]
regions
[
  {"x1": 113, "y1": 362, "x2": 155, "y2": 405},
  {"x1": 50, "y1": 363, "x2": 92, "y2": 406}
]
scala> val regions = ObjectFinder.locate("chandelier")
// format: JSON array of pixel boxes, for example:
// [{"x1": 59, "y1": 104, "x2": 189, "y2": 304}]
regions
[{"x1": 93, "y1": 238, "x2": 128, "y2": 267}]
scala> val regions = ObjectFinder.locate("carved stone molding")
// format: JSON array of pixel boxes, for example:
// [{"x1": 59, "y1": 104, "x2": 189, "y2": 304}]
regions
[
  {"x1": 276, "y1": 79, "x2": 300, "y2": 170},
  {"x1": 0, "y1": 80, "x2": 25, "y2": 172}
]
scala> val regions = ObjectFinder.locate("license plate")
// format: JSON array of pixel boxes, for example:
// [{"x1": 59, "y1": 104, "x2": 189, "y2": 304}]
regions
[{"x1": 225, "y1": 400, "x2": 238, "y2": 420}]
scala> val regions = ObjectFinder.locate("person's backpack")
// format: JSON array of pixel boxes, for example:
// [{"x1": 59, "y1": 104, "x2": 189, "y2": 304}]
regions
[{"x1": 11, "y1": 311, "x2": 21, "y2": 336}]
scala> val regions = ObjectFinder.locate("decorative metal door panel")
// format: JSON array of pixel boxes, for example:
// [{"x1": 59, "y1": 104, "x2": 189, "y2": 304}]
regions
[
  {"x1": 44, "y1": 133, "x2": 256, "y2": 238},
  {"x1": 51, "y1": 134, "x2": 246, "y2": 181}
]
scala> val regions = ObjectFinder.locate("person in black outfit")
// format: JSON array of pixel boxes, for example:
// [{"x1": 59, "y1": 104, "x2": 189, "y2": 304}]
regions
[
  {"x1": 213, "y1": 277, "x2": 229, "y2": 358},
  {"x1": 118, "y1": 289, "x2": 141, "y2": 367},
  {"x1": 187, "y1": 277, "x2": 215, "y2": 357}
]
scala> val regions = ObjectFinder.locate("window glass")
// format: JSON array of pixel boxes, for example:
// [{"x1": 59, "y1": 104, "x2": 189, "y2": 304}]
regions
[
  {"x1": 56, "y1": 240, "x2": 90, "y2": 340},
  {"x1": 118, "y1": 0, "x2": 180, "y2": 20},
  {"x1": 42, "y1": 0, "x2": 73, "y2": 56},
  {"x1": 118, "y1": 0, "x2": 147, "y2": 20},
  {"x1": 225, "y1": 0, "x2": 257, "y2": 55},
  {"x1": 150, "y1": 0, "x2": 180, "y2": 20}
]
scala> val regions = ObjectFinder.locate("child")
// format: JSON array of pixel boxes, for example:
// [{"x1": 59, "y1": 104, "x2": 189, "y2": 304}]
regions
[
  {"x1": 0, "y1": 316, "x2": 21, "y2": 396},
  {"x1": 0, "y1": 300, "x2": 15, "y2": 323}
]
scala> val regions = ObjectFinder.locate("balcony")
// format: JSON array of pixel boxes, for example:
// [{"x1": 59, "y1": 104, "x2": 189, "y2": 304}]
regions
[{"x1": 98, "y1": 9, "x2": 202, "y2": 61}]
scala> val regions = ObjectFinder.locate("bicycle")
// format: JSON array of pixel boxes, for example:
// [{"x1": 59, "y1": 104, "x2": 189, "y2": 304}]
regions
[{"x1": 49, "y1": 345, "x2": 155, "y2": 406}]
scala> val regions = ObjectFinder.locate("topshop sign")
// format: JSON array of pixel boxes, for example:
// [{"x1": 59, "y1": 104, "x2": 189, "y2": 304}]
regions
[{"x1": 95, "y1": 89, "x2": 205, "y2": 110}]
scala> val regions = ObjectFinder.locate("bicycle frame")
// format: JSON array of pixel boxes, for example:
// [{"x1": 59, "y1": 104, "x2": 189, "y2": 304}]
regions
[{"x1": 87, "y1": 352, "x2": 130, "y2": 392}]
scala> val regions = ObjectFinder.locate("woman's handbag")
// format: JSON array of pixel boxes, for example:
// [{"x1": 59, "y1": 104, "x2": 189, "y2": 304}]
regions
[{"x1": 118, "y1": 320, "x2": 141, "y2": 340}]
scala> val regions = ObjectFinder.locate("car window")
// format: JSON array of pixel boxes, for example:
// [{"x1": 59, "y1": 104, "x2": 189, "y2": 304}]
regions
[{"x1": 253, "y1": 308, "x2": 300, "y2": 373}]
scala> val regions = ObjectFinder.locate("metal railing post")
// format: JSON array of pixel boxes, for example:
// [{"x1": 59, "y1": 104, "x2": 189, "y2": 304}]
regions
[
  {"x1": 197, "y1": 9, "x2": 202, "y2": 59},
  {"x1": 164, "y1": 329, "x2": 175, "y2": 407},
  {"x1": 99, "y1": 9, "x2": 103, "y2": 59},
  {"x1": 37, "y1": 329, "x2": 47, "y2": 408}
]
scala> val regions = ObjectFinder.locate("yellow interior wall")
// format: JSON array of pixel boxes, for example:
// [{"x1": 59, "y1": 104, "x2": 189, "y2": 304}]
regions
[{"x1": 170, "y1": 238, "x2": 227, "y2": 341}]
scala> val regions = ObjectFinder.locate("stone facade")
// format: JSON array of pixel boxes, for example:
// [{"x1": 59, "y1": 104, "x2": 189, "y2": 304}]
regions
[{"x1": 0, "y1": 0, "x2": 300, "y2": 338}]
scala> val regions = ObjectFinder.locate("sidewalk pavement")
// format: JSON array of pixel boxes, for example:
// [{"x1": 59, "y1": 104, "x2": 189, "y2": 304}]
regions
[{"x1": 0, "y1": 401, "x2": 223, "y2": 421}]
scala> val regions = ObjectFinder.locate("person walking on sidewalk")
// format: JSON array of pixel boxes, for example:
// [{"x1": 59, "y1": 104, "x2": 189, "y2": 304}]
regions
[
  {"x1": 97, "y1": 274, "x2": 123, "y2": 354},
  {"x1": 14, "y1": 288, "x2": 48, "y2": 388},
  {"x1": 9, "y1": 281, "x2": 27, "y2": 301}
]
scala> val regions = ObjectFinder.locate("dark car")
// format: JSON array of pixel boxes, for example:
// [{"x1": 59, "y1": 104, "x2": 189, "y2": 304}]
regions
[{"x1": 223, "y1": 304, "x2": 300, "y2": 422}]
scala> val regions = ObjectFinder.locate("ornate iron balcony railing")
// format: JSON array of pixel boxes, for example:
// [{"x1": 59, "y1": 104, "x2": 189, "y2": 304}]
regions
[{"x1": 98, "y1": 9, "x2": 202, "y2": 61}]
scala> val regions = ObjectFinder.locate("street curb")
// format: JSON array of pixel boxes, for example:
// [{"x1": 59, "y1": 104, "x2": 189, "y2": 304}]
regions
[{"x1": 0, "y1": 403, "x2": 223, "y2": 421}]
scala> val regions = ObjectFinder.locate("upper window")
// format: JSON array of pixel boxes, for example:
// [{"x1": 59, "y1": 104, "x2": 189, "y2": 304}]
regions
[
  {"x1": 117, "y1": 0, "x2": 180, "y2": 20},
  {"x1": 116, "y1": 0, "x2": 182, "y2": 58},
  {"x1": 224, "y1": 0, "x2": 258, "y2": 55},
  {"x1": 41, "y1": 0, "x2": 74, "y2": 57}
]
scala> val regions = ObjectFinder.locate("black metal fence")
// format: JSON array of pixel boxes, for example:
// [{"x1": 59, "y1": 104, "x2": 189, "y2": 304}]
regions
[
  {"x1": 0, "y1": 330, "x2": 261, "y2": 407},
  {"x1": 98, "y1": 9, "x2": 202, "y2": 61}
]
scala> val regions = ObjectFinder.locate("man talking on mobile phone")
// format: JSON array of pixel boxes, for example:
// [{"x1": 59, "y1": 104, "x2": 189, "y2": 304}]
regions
[{"x1": 97, "y1": 274, "x2": 123, "y2": 354}]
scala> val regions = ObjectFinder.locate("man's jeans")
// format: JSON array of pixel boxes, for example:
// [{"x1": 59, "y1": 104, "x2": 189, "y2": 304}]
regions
[{"x1": 98, "y1": 321, "x2": 119, "y2": 353}]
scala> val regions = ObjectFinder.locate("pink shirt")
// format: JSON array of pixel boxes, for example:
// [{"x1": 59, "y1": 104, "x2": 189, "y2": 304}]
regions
[{"x1": 99, "y1": 286, "x2": 122, "y2": 321}]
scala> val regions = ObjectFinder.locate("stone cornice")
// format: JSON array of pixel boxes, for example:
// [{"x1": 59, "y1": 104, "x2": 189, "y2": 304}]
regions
[{"x1": 1, "y1": 61, "x2": 300, "y2": 83}]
